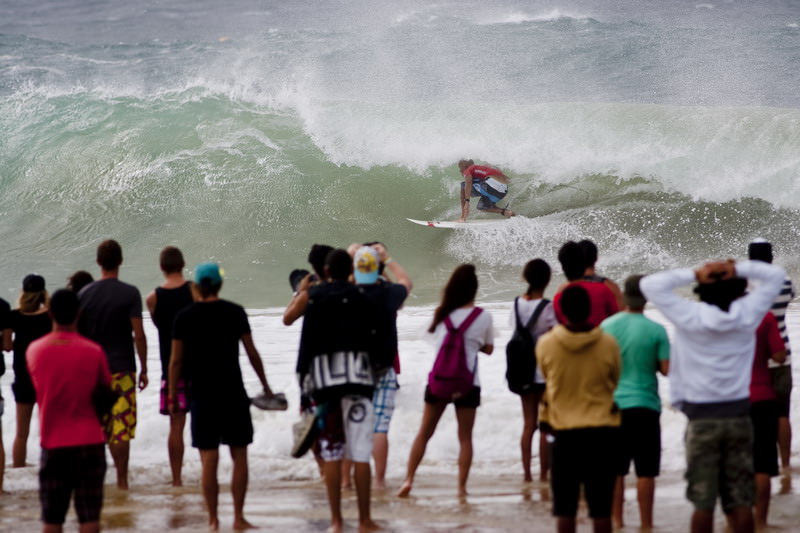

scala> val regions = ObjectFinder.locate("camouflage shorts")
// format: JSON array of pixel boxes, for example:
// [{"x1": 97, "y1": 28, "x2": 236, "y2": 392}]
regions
[{"x1": 684, "y1": 416, "x2": 754, "y2": 513}]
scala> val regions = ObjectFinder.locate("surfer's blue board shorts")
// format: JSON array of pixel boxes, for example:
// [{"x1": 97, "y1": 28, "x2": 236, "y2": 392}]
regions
[{"x1": 462, "y1": 180, "x2": 507, "y2": 210}]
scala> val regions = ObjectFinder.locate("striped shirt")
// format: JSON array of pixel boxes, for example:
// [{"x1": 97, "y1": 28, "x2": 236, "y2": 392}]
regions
[{"x1": 768, "y1": 276, "x2": 794, "y2": 368}]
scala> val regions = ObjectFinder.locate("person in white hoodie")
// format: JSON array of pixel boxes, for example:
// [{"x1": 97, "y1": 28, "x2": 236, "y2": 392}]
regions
[{"x1": 640, "y1": 259, "x2": 785, "y2": 533}]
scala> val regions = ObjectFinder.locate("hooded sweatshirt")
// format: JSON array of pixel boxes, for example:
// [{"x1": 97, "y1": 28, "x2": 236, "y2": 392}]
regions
[
  {"x1": 640, "y1": 260, "x2": 785, "y2": 417},
  {"x1": 536, "y1": 325, "x2": 621, "y2": 431}
]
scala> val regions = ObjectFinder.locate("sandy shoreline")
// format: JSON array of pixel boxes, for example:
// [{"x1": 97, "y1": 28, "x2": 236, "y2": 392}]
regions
[{"x1": 2, "y1": 467, "x2": 799, "y2": 532}]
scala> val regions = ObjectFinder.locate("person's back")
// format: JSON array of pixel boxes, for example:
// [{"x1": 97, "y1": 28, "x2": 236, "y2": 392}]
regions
[
  {"x1": 28, "y1": 329, "x2": 109, "y2": 449},
  {"x1": 641, "y1": 260, "x2": 785, "y2": 409},
  {"x1": 152, "y1": 283, "x2": 193, "y2": 378},
  {"x1": 79, "y1": 278, "x2": 141, "y2": 372},
  {"x1": 175, "y1": 299, "x2": 250, "y2": 404},
  {"x1": 554, "y1": 241, "x2": 619, "y2": 327},
  {"x1": 26, "y1": 289, "x2": 111, "y2": 533},
  {"x1": 537, "y1": 320, "x2": 620, "y2": 430},
  {"x1": 536, "y1": 285, "x2": 620, "y2": 533},
  {"x1": 601, "y1": 312, "x2": 669, "y2": 412}
]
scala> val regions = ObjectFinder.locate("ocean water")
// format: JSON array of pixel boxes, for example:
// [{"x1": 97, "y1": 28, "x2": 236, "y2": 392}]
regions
[
  {"x1": 2, "y1": 0, "x2": 800, "y2": 501},
  {"x1": 2, "y1": 0, "x2": 800, "y2": 306}
]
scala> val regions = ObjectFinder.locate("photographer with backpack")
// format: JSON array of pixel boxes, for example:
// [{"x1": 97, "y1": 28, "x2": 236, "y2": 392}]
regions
[
  {"x1": 397, "y1": 264, "x2": 494, "y2": 498},
  {"x1": 506, "y1": 259, "x2": 557, "y2": 483}
]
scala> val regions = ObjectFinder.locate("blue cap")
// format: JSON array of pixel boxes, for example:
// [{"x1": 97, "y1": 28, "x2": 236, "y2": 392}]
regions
[{"x1": 195, "y1": 262, "x2": 223, "y2": 285}]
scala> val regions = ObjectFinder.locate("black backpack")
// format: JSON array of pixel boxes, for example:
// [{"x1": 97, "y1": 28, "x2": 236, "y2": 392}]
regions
[{"x1": 505, "y1": 297, "x2": 549, "y2": 395}]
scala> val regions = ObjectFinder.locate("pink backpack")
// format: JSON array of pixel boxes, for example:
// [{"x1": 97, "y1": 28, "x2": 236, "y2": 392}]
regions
[{"x1": 428, "y1": 307, "x2": 483, "y2": 400}]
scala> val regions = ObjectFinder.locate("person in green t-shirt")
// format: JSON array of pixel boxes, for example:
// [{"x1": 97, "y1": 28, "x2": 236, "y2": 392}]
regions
[{"x1": 601, "y1": 274, "x2": 670, "y2": 531}]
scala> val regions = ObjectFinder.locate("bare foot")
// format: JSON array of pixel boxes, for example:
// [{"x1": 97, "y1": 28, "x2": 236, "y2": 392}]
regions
[
  {"x1": 117, "y1": 480, "x2": 129, "y2": 490},
  {"x1": 456, "y1": 218, "x2": 466, "y2": 223},
  {"x1": 458, "y1": 485, "x2": 468, "y2": 498},
  {"x1": 396, "y1": 480, "x2": 412, "y2": 498},
  {"x1": 208, "y1": 517, "x2": 219, "y2": 531},
  {"x1": 373, "y1": 479, "x2": 387, "y2": 491},
  {"x1": 341, "y1": 481, "x2": 354, "y2": 490},
  {"x1": 326, "y1": 521, "x2": 343, "y2": 533},
  {"x1": 502, "y1": 209, "x2": 515, "y2": 217},
  {"x1": 171, "y1": 479, "x2": 183, "y2": 487},
  {"x1": 233, "y1": 517, "x2": 257, "y2": 530},
  {"x1": 359, "y1": 519, "x2": 382, "y2": 532},
  {"x1": 523, "y1": 473, "x2": 533, "y2": 483}
]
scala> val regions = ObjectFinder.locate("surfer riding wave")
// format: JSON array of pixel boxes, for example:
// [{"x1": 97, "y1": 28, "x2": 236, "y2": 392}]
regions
[{"x1": 457, "y1": 159, "x2": 515, "y2": 222}]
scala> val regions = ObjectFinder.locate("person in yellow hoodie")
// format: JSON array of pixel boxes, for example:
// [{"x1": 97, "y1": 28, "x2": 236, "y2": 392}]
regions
[{"x1": 536, "y1": 285, "x2": 621, "y2": 533}]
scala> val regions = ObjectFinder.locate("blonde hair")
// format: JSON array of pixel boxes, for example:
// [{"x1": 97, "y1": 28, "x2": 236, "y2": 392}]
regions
[{"x1": 19, "y1": 290, "x2": 48, "y2": 313}]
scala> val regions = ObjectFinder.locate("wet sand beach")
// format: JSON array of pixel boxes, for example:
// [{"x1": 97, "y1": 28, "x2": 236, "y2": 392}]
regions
[{"x1": 2, "y1": 467, "x2": 799, "y2": 532}]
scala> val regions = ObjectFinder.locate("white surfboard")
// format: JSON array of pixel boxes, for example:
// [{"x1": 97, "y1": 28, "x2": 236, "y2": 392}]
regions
[{"x1": 406, "y1": 217, "x2": 509, "y2": 228}]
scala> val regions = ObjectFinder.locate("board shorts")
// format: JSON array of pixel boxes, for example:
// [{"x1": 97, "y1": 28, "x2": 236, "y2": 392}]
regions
[
  {"x1": 373, "y1": 368, "x2": 399, "y2": 434},
  {"x1": 39, "y1": 443, "x2": 106, "y2": 525},
  {"x1": 190, "y1": 398, "x2": 253, "y2": 450},
  {"x1": 551, "y1": 426, "x2": 619, "y2": 518},
  {"x1": 616, "y1": 407, "x2": 661, "y2": 478},
  {"x1": 107, "y1": 372, "x2": 137, "y2": 444},
  {"x1": 684, "y1": 416, "x2": 754, "y2": 512},
  {"x1": 159, "y1": 378, "x2": 189, "y2": 415},
  {"x1": 462, "y1": 179, "x2": 508, "y2": 210},
  {"x1": 425, "y1": 385, "x2": 481, "y2": 409},
  {"x1": 769, "y1": 366, "x2": 792, "y2": 417},
  {"x1": 750, "y1": 400, "x2": 779, "y2": 476},
  {"x1": 317, "y1": 394, "x2": 375, "y2": 463}
]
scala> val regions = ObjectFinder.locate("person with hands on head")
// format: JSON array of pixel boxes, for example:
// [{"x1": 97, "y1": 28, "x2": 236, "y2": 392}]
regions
[{"x1": 640, "y1": 257, "x2": 786, "y2": 533}]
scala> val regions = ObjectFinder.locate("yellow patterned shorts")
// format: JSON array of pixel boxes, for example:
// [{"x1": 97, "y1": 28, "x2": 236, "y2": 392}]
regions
[{"x1": 106, "y1": 372, "x2": 137, "y2": 444}]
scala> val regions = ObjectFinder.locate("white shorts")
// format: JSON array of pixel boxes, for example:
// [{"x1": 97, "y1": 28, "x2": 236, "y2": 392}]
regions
[{"x1": 318, "y1": 394, "x2": 375, "y2": 463}]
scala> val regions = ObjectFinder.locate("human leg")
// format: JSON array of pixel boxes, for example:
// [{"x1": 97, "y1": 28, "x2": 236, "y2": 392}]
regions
[
  {"x1": 396, "y1": 400, "x2": 447, "y2": 497},
  {"x1": 199, "y1": 449, "x2": 220, "y2": 530},
  {"x1": 323, "y1": 460, "x2": 343, "y2": 533},
  {"x1": 519, "y1": 391, "x2": 539, "y2": 482},
  {"x1": 12, "y1": 402, "x2": 34, "y2": 467},
  {"x1": 371, "y1": 369, "x2": 397, "y2": 490},
  {"x1": 612, "y1": 476, "x2": 625, "y2": 529},
  {"x1": 454, "y1": 405, "x2": 477, "y2": 496},
  {"x1": 229, "y1": 445, "x2": 254, "y2": 530},
  {"x1": 754, "y1": 473, "x2": 771, "y2": 530},
  {"x1": 168, "y1": 412, "x2": 186, "y2": 487},
  {"x1": 107, "y1": 442, "x2": 130, "y2": 490},
  {"x1": 726, "y1": 506, "x2": 755, "y2": 533},
  {"x1": 73, "y1": 444, "x2": 105, "y2": 533},
  {"x1": 372, "y1": 433, "x2": 389, "y2": 490},
  {"x1": 341, "y1": 459, "x2": 354, "y2": 489},
  {"x1": 353, "y1": 462, "x2": 379, "y2": 532},
  {"x1": 637, "y1": 477, "x2": 656, "y2": 530},
  {"x1": 540, "y1": 431, "x2": 551, "y2": 481}
]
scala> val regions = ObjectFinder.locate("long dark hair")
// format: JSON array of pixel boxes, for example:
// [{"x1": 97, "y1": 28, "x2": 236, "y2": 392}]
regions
[{"x1": 428, "y1": 264, "x2": 478, "y2": 333}]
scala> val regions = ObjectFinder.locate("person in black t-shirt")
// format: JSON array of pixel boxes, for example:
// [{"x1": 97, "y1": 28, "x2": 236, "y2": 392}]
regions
[
  {"x1": 78, "y1": 239, "x2": 147, "y2": 490},
  {"x1": 169, "y1": 262, "x2": 277, "y2": 531},
  {"x1": 146, "y1": 246, "x2": 194, "y2": 487}
]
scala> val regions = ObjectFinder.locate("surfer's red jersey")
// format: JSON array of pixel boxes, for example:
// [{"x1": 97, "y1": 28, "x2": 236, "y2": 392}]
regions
[{"x1": 461, "y1": 164, "x2": 503, "y2": 181}]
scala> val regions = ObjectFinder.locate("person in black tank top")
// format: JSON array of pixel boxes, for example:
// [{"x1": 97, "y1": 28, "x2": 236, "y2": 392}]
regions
[{"x1": 146, "y1": 246, "x2": 194, "y2": 487}]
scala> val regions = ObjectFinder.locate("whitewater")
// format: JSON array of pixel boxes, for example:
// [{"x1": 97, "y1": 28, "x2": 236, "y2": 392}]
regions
[{"x1": 2, "y1": 0, "x2": 800, "y2": 528}]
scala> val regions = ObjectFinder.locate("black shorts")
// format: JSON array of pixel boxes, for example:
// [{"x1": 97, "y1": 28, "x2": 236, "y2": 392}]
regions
[
  {"x1": 750, "y1": 400, "x2": 779, "y2": 476},
  {"x1": 551, "y1": 427, "x2": 619, "y2": 519},
  {"x1": 424, "y1": 385, "x2": 481, "y2": 409},
  {"x1": 769, "y1": 366, "x2": 792, "y2": 418},
  {"x1": 190, "y1": 399, "x2": 253, "y2": 450},
  {"x1": 12, "y1": 372, "x2": 36, "y2": 404},
  {"x1": 617, "y1": 408, "x2": 661, "y2": 478},
  {"x1": 39, "y1": 444, "x2": 106, "y2": 525}
]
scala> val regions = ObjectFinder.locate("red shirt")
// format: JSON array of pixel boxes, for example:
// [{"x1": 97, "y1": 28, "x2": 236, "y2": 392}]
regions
[
  {"x1": 27, "y1": 331, "x2": 110, "y2": 449},
  {"x1": 553, "y1": 280, "x2": 620, "y2": 328},
  {"x1": 462, "y1": 164, "x2": 503, "y2": 181},
  {"x1": 750, "y1": 312, "x2": 784, "y2": 402}
]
